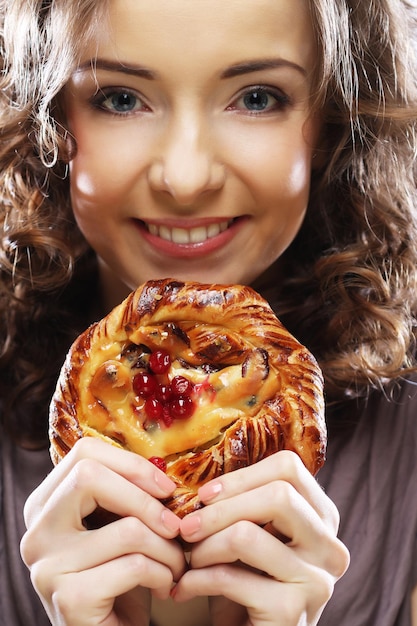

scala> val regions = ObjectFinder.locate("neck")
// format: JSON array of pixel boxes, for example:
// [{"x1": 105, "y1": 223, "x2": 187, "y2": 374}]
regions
[
  {"x1": 98, "y1": 259, "x2": 132, "y2": 313},
  {"x1": 250, "y1": 259, "x2": 282, "y2": 299},
  {"x1": 97, "y1": 259, "x2": 283, "y2": 314}
]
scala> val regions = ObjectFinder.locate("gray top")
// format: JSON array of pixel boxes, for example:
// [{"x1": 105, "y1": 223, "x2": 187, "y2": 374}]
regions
[
  {"x1": 0, "y1": 434, "x2": 52, "y2": 625},
  {"x1": 318, "y1": 379, "x2": 417, "y2": 626},
  {"x1": 1, "y1": 378, "x2": 417, "y2": 626}
]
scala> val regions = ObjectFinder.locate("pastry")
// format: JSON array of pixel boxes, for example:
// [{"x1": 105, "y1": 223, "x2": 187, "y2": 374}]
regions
[{"x1": 49, "y1": 279, "x2": 326, "y2": 517}]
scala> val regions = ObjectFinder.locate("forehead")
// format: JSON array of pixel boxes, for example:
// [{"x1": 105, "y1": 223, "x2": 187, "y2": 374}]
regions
[{"x1": 82, "y1": 0, "x2": 316, "y2": 78}]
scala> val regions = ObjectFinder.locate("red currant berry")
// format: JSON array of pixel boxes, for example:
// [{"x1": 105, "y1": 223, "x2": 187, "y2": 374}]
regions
[
  {"x1": 156, "y1": 383, "x2": 173, "y2": 403},
  {"x1": 148, "y1": 456, "x2": 167, "y2": 472},
  {"x1": 171, "y1": 375, "x2": 194, "y2": 397},
  {"x1": 149, "y1": 349, "x2": 171, "y2": 374},
  {"x1": 132, "y1": 372, "x2": 158, "y2": 397},
  {"x1": 170, "y1": 396, "x2": 195, "y2": 419},
  {"x1": 145, "y1": 397, "x2": 164, "y2": 420},
  {"x1": 161, "y1": 405, "x2": 174, "y2": 427}
]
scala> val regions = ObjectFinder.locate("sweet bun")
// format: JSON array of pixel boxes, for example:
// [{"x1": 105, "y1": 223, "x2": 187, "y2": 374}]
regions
[{"x1": 49, "y1": 279, "x2": 326, "y2": 517}]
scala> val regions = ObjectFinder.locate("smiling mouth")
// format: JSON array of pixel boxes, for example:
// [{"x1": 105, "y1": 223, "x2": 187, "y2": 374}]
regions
[{"x1": 143, "y1": 219, "x2": 235, "y2": 245}]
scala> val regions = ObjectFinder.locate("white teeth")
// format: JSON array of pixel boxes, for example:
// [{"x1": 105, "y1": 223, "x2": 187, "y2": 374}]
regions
[
  {"x1": 159, "y1": 225, "x2": 172, "y2": 241},
  {"x1": 171, "y1": 227, "x2": 190, "y2": 244},
  {"x1": 147, "y1": 220, "x2": 231, "y2": 244},
  {"x1": 207, "y1": 223, "x2": 221, "y2": 238},
  {"x1": 189, "y1": 226, "x2": 209, "y2": 243},
  {"x1": 148, "y1": 224, "x2": 159, "y2": 236}
]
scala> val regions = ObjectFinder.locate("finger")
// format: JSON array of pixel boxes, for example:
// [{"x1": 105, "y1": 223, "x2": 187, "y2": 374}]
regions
[
  {"x1": 181, "y1": 482, "x2": 346, "y2": 575},
  {"x1": 90, "y1": 517, "x2": 186, "y2": 581},
  {"x1": 21, "y1": 462, "x2": 181, "y2": 568},
  {"x1": 197, "y1": 450, "x2": 339, "y2": 531},
  {"x1": 29, "y1": 515, "x2": 187, "y2": 583},
  {"x1": 55, "y1": 457, "x2": 179, "y2": 531},
  {"x1": 36, "y1": 554, "x2": 175, "y2": 625},
  {"x1": 188, "y1": 518, "x2": 348, "y2": 582},
  {"x1": 174, "y1": 561, "x2": 333, "y2": 625},
  {"x1": 188, "y1": 520, "x2": 305, "y2": 578},
  {"x1": 24, "y1": 438, "x2": 176, "y2": 525}
]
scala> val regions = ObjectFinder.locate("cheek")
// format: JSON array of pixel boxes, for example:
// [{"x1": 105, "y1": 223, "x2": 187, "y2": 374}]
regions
[
  {"x1": 285, "y1": 151, "x2": 312, "y2": 204},
  {"x1": 257, "y1": 133, "x2": 314, "y2": 255},
  {"x1": 68, "y1": 151, "x2": 134, "y2": 224},
  {"x1": 69, "y1": 164, "x2": 98, "y2": 205},
  {"x1": 67, "y1": 117, "x2": 148, "y2": 210},
  {"x1": 231, "y1": 123, "x2": 314, "y2": 200},
  {"x1": 69, "y1": 160, "x2": 103, "y2": 228},
  {"x1": 68, "y1": 155, "x2": 117, "y2": 240},
  {"x1": 256, "y1": 148, "x2": 313, "y2": 220}
]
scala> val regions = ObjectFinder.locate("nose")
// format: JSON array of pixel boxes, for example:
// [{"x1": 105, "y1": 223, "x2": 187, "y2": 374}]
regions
[{"x1": 148, "y1": 114, "x2": 225, "y2": 205}]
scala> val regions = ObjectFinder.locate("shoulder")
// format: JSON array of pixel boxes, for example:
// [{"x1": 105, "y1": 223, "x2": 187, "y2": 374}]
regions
[
  {"x1": 318, "y1": 374, "x2": 417, "y2": 541},
  {"x1": 323, "y1": 375, "x2": 417, "y2": 472},
  {"x1": 317, "y1": 378, "x2": 417, "y2": 625}
]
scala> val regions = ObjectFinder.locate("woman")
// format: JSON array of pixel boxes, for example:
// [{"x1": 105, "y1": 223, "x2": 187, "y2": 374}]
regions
[{"x1": 0, "y1": 0, "x2": 416, "y2": 624}]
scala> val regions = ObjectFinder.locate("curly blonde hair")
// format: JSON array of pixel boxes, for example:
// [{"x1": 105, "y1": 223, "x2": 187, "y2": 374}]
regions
[
  {"x1": 0, "y1": 0, "x2": 416, "y2": 441},
  {"x1": 0, "y1": 0, "x2": 107, "y2": 441},
  {"x1": 279, "y1": 0, "x2": 417, "y2": 398}
]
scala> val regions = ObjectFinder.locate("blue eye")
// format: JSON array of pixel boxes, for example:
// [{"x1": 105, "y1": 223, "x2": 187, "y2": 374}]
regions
[
  {"x1": 230, "y1": 86, "x2": 290, "y2": 114},
  {"x1": 109, "y1": 92, "x2": 137, "y2": 112},
  {"x1": 92, "y1": 89, "x2": 148, "y2": 115},
  {"x1": 243, "y1": 90, "x2": 272, "y2": 111}
]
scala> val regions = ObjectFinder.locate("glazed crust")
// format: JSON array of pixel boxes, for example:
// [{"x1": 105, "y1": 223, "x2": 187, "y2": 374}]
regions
[{"x1": 49, "y1": 279, "x2": 326, "y2": 517}]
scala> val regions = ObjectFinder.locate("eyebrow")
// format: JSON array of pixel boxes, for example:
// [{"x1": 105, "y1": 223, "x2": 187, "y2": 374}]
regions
[
  {"x1": 75, "y1": 59, "x2": 157, "y2": 79},
  {"x1": 221, "y1": 59, "x2": 307, "y2": 79},
  {"x1": 75, "y1": 57, "x2": 306, "y2": 81}
]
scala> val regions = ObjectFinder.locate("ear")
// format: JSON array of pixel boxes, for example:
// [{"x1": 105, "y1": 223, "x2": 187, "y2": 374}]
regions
[
  {"x1": 51, "y1": 94, "x2": 77, "y2": 162},
  {"x1": 63, "y1": 129, "x2": 77, "y2": 162}
]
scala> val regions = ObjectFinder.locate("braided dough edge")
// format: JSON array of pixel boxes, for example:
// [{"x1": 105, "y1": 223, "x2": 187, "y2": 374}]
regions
[{"x1": 49, "y1": 279, "x2": 326, "y2": 517}]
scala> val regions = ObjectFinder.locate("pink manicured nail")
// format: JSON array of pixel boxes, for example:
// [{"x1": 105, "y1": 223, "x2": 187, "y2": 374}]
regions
[
  {"x1": 198, "y1": 480, "x2": 223, "y2": 502},
  {"x1": 161, "y1": 509, "x2": 180, "y2": 532},
  {"x1": 154, "y1": 469, "x2": 176, "y2": 494},
  {"x1": 181, "y1": 513, "x2": 201, "y2": 536}
]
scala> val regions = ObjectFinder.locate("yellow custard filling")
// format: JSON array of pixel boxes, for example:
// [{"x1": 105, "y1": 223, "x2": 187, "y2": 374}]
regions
[{"x1": 78, "y1": 325, "x2": 279, "y2": 459}]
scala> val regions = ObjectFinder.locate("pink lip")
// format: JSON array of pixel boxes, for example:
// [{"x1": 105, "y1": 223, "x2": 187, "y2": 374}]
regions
[{"x1": 133, "y1": 217, "x2": 245, "y2": 258}]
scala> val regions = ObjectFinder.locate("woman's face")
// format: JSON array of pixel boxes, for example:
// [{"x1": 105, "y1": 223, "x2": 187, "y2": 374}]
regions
[{"x1": 64, "y1": 0, "x2": 319, "y2": 299}]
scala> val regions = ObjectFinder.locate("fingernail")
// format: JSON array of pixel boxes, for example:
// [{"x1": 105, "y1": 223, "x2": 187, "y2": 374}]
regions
[
  {"x1": 154, "y1": 469, "x2": 176, "y2": 494},
  {"x1": 198, "y1": 480, "x2": 223, "y2": 502},
  {"x1": 181, "y1": 513, "x2": 201, "y2": 537},
  {"x1": 161, "y1": 509, "x2": 180, "y2": 532}
]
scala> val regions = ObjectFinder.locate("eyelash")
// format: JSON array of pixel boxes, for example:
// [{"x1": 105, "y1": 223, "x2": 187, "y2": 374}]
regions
[
  {"x1": 89, "y1": 85, "x2": 291, "y2": 117},
  {"x1": 90, "y1": 88, "x2": 150, "y2": 116},
  {"x1": 228, "y1": 86, "x2": 291, "y2": 114}
]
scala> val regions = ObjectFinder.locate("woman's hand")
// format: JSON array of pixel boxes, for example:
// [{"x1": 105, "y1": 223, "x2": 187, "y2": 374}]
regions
[
  {"x1": 20, "y1": 438, "x2": 187, "y2": 626},
  {"x1": 175, "y1": 450, "x2": 350, "y2": 626}
]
